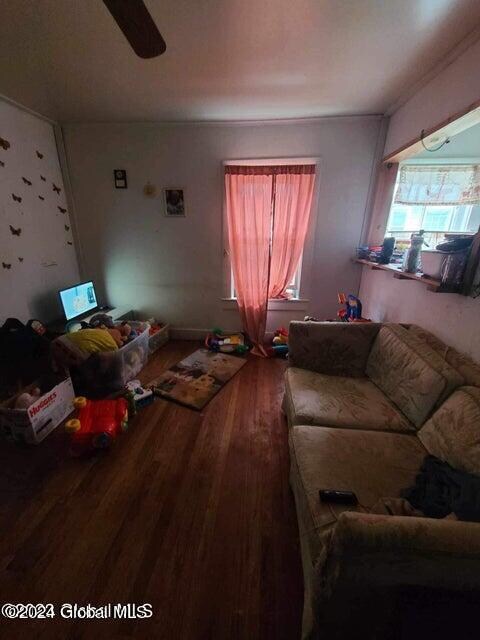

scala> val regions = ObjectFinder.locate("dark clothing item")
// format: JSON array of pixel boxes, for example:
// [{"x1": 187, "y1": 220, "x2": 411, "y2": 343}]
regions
[{"x1": 403, "y1": 455, "x2": 480, "y2": 522}]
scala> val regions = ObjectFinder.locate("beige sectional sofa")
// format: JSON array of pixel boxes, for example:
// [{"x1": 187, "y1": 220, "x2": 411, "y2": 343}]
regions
[{"x1": 284, "y1": 321, "x2": 480, "y2": 639}]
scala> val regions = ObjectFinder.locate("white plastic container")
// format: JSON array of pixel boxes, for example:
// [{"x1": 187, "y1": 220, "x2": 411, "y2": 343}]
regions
[
  {"x1": 95, "y1": 321, "x2": 150, "y2": 390},
  {"x1": 421, "y1": 250, "x2": 446, "y2": 280}
]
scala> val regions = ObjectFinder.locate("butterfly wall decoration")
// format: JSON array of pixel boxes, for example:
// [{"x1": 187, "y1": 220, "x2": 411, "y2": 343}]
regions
[
  {"x1": 12, "y1": 194, "x2": 22, "y2": 202},
  {"x1": 9, "y1": 225, "x2": 21, "y2": 236}
]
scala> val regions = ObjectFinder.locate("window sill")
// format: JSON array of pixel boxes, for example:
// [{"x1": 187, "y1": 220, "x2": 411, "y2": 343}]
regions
[
  {"x1": 355, "y1": 259, "x2": 444, "y2": 292},
  {"x1": 221, "y1": 297, "x2": 309, "y2": 311}
]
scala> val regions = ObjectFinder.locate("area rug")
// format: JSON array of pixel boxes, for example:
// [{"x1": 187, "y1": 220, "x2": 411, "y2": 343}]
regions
[{"x1": 148, "y1": 348, "x2": 247, "y2": 410}]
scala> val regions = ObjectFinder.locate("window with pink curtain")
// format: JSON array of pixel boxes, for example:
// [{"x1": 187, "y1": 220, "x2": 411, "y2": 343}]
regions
[{"x1": 225, "y1": 164, "x2": 316, "y2": 355}]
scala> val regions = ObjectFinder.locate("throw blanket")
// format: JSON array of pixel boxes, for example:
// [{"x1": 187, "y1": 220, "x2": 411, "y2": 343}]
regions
[{"x1": 403, "y1": 455, "x2": 480, "y2": 522}]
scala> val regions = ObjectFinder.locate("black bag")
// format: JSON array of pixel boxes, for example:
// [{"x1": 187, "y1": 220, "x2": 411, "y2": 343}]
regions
[{"x1": 0, "y1": 318, "x2": 51, "y2": 399}]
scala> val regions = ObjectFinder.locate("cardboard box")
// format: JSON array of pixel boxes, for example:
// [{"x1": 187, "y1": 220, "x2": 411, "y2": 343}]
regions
[{"x1": 0, "y1": 376, "x2": 75, "y2": 444}]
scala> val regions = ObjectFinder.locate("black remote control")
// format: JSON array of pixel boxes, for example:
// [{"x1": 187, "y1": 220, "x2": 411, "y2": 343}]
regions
[{"x1": 319, "y1": 489, "x2": 358, "y2": 505}]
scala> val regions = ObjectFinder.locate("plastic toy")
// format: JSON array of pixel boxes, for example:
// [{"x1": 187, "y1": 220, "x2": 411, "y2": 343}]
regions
[
  {"x1": 65, "y1": 396, "x2": 128, "y2": 454},
  {"x1": 205, "y1": 328, "x2": 249, "y2": 354},
  {"x1": 271, "y1": 344, "x2": 289, "y2": 357},
  {"x1": 337, "y1": 293, "x2": 368, "y2": 322},
  {"x1": 125, "y1": 379, "x2": 154, "y2": 411},
  {"x1": 272, "y1": 327, "x2": 288, "y2": 345},
  {"x1": 267, "y1": 327, "x2": 289, "y2": 358}
]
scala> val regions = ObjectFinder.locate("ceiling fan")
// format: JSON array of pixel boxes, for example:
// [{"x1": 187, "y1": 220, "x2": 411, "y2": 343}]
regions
[{"x1": 103, "y1": 0, "x2": 166, "y2": 59}]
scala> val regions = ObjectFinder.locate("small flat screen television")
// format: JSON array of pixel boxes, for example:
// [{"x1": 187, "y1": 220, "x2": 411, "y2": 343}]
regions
[{"x1": 59, "y1": 281, "x2": 98, "y2": 321}]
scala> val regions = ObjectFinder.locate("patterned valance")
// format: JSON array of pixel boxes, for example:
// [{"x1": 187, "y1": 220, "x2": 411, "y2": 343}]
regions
[
  {"x1": 225, "y1": 164, "x2": 315, "y2": 176},
  {"x1": 395, "y1": 164, "x2": 480, "y2": 206}
]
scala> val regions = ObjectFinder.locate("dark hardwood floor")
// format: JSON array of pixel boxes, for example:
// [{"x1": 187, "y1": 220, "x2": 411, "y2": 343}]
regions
[{"x1": 0, "y1": 341, "x2": 303, "y2": 640}]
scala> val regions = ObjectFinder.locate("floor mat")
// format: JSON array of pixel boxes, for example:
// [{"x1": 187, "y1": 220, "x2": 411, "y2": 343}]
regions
[{"x1": 148, "y1": 348, "x2": 247, "y2": 410}]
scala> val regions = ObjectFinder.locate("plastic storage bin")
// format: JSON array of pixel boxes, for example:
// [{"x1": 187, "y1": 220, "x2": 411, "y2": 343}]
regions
[
  {"x1": 149, "y1": 324, "x2": 170, "y2": 355},
  {"x1": 95, "y1": 321, "x2": 150, "y2": 390}
]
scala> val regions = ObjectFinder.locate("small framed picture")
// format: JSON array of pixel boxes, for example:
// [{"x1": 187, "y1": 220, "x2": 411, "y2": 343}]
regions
[
  {"x1": 164, "y1": 188, "x2": 185, "y2": 217},
  {"x1": 114, "y1": 169, "x2": 127, "y2": 189}
]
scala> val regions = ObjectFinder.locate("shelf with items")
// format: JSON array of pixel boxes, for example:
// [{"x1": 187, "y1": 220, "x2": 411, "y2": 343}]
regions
[{"x1": 354, "y1": 259, "x2": 443, "y2": 292}]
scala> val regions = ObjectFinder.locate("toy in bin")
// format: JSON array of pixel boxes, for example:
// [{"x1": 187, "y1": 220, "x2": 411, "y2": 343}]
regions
[
  {"x1": 205, "y1": 328, "x2": 249, "y2": 354},
  {"x1": 65, "y1": 396, "x2": 128, "y2": 454}
]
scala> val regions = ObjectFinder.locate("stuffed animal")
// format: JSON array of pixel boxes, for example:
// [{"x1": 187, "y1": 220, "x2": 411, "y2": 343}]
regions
[
  {"x1": 106, "y1": 328, "x2": 125, "y2": 347},
  {"x1": 15, "y1": 387, "x2": 41, "y2": 409},
  {"x1": 105, "y1": 323, "x2": 133, "y2": 347}
]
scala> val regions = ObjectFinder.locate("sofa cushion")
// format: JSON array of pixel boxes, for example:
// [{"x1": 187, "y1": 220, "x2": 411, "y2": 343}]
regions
[
  {"x1": 285, "y1": 367, "x2": 414, "y2": 433},
  {"x1": 409, "y1": 324, "x2": 480, "y2": 388},
  {"x1": 288, "y1": 321, "x2": 382, "y2": 378},
  {"x1": 418, "y1": 387, "x2": 480, "y2": 475},
  {"x1": 289, "y1": 425, "x2": 427, "y2": 566},
  {"x1": 366, "y1": 325, "x2": 464, "y2": 428}
]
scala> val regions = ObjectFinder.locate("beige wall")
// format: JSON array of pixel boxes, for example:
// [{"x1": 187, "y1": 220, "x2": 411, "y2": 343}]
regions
[
  {"x1": 360, "y1": 37, "x2": 480, "y2": 361},
  {"x1": 63, "y1": 117, "x2": 382, "y2": 335}
]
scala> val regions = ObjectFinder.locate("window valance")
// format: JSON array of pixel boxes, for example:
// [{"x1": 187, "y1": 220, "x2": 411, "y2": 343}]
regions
[
  {"x1": 225, "y1": 164, "x2": 315, "y2": 176},
  {"x1": 395, "y1": 164, "x2": 480, "y2": 206}
]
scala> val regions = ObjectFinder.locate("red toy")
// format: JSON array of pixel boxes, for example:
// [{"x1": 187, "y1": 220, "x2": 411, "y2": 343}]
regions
[{"x1": 65, "y1": 396, "x2": 128, "y2": 454}]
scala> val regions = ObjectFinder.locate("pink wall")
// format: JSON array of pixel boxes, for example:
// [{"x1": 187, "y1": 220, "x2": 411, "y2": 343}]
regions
[{"x1": 360, "y1": 37, "x2": 480, "y2": 361}]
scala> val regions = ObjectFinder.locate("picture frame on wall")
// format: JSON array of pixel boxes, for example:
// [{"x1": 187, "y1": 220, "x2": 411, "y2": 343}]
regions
[{"x1": 164, "y1": 188, "x2": 185, "y2": 217}]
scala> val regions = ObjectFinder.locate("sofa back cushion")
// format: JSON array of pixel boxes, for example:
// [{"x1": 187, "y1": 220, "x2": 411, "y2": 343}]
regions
[
  {"x1": 419, "y1": 387, "x2": 480, "y2": 474},
  {"x1": 366, "y1": 325, "x2": 464, "y2": 428},
  {"x1": 288, "y1": 321, "x2": 382, "y2": 378},
  {"x1": 408, "y1": 325, "x2": 480, "y2": 388}
]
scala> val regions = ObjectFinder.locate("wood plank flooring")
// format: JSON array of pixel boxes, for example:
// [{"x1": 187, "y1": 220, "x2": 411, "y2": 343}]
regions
[{"x1": 0, "y1": 341, "x2": 303, "y2": 639}]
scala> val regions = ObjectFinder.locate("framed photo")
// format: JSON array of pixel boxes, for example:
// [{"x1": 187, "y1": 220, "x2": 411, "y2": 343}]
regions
[
  {"x1": 114, "y1": 169, "x2": 127, "y2": 189},
  {"x1": 164, "y1": 188, "x2": 185, "y2": 217}
]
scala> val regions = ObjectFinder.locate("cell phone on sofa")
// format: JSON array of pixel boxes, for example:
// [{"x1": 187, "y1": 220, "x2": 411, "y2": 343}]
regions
[{"x1": 319, "y1": 489, "x2": 358, "y2": 505}]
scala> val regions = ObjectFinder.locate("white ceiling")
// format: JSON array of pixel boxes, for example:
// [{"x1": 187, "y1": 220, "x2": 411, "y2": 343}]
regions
[{"x1": 1, "y1": 0, "x2": 480, "y2": 123}]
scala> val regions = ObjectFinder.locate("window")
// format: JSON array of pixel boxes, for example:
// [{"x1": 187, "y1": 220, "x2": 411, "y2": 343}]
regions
[
  {"x1": 230, "y1": 261, "x2": 302, "y2": 300},
  {"x1": 225, "y1": 161, "x2": 316, "y2": 301},
  {"x1": 386, "y1": 164, "x2": 480, "y2": 246}
]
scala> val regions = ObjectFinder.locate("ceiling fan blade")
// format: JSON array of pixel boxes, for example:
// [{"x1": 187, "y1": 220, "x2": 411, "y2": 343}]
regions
[{"x1": 103, "y1": 0, "x2": 166, "y2": 59}]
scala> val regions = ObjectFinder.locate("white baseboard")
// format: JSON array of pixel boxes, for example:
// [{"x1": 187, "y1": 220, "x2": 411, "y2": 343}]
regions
[{"x1": 169, "y1": 327, "x2": 208, "y2": 341}]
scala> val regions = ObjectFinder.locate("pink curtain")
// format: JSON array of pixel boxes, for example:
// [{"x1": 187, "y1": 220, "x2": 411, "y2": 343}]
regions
[
  {"x1": 367, "y1": 162, "x2": 399, "y2": 245},
  {"x1": 225, "y1": 164, "x2": 316, "y2": 356},
  {"x1": 269, "y1": 166, "x2": 316, "y2": 298},
  {"x1": 225, "y1": 168, "x2": 272, "y2": 356}
]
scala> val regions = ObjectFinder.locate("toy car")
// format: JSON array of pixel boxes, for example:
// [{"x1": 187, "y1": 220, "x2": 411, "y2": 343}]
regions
[{"x1": 65, "y1": 396, "x2": 128, "y2": 453}]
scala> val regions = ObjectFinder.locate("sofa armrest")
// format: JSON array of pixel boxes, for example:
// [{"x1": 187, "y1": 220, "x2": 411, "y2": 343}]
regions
[
  {"x1": 318, "y1": 511, "x2": 480, "y2": 595},
  {"x1": 288, "y1": 321, "x2": 382, "y2": 377},
  {"x1": 311, "y1": 511, "x2": 480, "y2": 638}
]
